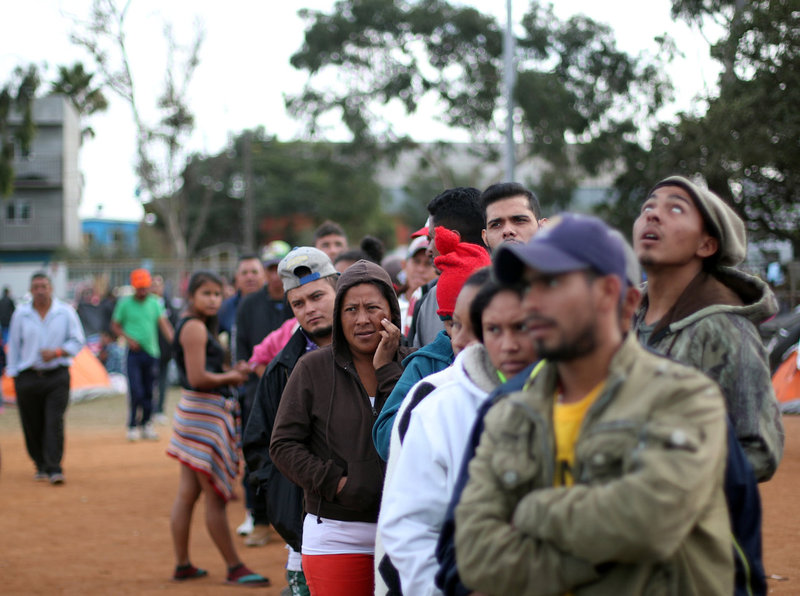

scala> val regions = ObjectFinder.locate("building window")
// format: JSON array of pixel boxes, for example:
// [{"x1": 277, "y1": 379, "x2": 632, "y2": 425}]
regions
[{"x1": 6, "y1": 199, "x2": 32, "y2": 225}]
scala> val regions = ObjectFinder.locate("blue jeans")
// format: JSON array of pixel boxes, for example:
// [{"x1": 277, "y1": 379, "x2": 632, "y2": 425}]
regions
[{"x1": 126, "y1": 349, "x2": 157, "y2": 428}]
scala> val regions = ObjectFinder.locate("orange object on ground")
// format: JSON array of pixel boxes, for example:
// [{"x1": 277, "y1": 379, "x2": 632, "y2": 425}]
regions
[{"x1": 1, "y1": 346, "x2": 111, "y2": 402}]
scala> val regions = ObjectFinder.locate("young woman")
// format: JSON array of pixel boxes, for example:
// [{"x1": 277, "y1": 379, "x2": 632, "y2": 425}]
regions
[
  {"x1": 166, "y1": 271, "x2": 269, "y2": 586},
  {"x1": 270, "y1": 260, "x2": 413, "y2": 596},
  {"x1": 379, "y1": 278, "x2": 538, "y2": 595}
]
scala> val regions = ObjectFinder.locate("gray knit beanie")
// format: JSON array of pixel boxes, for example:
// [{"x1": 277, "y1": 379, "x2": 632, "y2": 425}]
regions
[{"x1": 649, "y1": 175, "x2": 747, "y2": 267}]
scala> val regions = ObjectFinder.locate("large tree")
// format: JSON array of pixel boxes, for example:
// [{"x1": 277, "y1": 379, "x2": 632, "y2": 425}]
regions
[
  {"x1": 0, "y1": 65, "x2": 40, "y2": 197},
  {"x1": 71, "y1": 0, "x2": 203, "y2": 260},
  {"x1": 288, "y1": 0, "x2": 672, "y2": 211},
  {"x1": 607, "y1": 0, "x2": 800, "y2": 252},
  {"x1": 172, "y1": 129, "x2": 392, "y2": 255}
]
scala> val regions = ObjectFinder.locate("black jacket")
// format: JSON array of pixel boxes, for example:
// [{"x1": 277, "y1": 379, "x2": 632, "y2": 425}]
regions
[{"x1": 242, "y1": 327, "x2": 310, "y2": 551}]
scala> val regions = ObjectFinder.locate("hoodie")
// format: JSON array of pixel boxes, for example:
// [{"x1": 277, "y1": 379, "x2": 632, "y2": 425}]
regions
[
  {"x1": 634, "y1": 267, "x2": 783, "y2": 482},
  {"x1": 270, "y1": 260, "x2": 414, "y2": 523}
]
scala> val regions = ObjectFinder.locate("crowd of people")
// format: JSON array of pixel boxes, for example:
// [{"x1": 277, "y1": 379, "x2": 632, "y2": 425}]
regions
[{"x1": 1, "y1": 177, "x2": 786, "y2": 595}]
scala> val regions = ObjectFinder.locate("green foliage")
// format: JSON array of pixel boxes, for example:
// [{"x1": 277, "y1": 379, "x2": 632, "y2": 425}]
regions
[
  {"x1": 607, "y1": 1, "x2": 800, "y2": 251},
  {"x1": 71, "y1": 0, "x2": 205, "y2": 260},
  {"x1": 0, "y1": 65, "x2": 41, "y2": 197},
  {"x1": 175, "y1": 129, "x2": 387, "y2": 255},
  {"x1": 51, "y1": 62, "x2": 109, "y2": 139},
  {"x1": 288, "y1": 0, "x2": 671, "y2": 209}
]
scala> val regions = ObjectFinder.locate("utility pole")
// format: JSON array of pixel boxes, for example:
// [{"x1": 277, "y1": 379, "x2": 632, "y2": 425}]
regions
[
  {"x1": 242, "y1": 131, "x2": 255, "y2": 252},
  {"x1": 503, "y1": 0, "x2": 516, "y2": 182}
]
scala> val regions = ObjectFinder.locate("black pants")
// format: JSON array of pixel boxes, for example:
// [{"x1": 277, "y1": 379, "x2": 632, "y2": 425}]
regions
[{"x1": 14, "y1": 367, "x2": 70, "y2": 475}]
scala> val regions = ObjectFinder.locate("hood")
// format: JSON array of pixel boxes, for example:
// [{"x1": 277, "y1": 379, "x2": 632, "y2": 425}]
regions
[
  {"x1": 332, "y1": 259, "x2": 402, "y2": 358},
  {"x1": 454, "y1": 343, "x2": 503, "y2": 395},
  {"x1": 401, "y1": 329, "x2": 453, "y2": 368},
  {"x1": 639, "y1": 267, "x2": 778, "y2": 340}
]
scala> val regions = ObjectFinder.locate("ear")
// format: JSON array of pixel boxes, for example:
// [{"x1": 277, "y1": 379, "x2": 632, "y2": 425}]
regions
[
  {"x1": 593, "y1": 274, "x2": 624, "y2": 313},
  {"x1": 481, "y1": 228, "x2": 488, "y2": 246},
  {"x1": 619, "y1": 286, "x2": 642, "y2": 332},
  {"x1": 696, "y1": 234, "x2": 719, "y2": 260},
  {"x1": 537, "y1": 217, "x2": 549, "y2": 229}
]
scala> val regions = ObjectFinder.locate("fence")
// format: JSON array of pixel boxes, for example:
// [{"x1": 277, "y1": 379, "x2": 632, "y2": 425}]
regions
[{"x1": 65, "y1": 255, "x2": 241, "y2": 302}]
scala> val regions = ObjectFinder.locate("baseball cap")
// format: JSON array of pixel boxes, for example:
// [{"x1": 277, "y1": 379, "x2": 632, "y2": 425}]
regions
[
  {"x1": 411, "y1": 216, "x2": 431, "y2": 238},
  {"x1": 406, "y1": 236, "x2": 429, "y2": 259},
  {"x1": 130, "y1": 268, "x2": 152, "y2": 289},
  {"x1": 279, "y1": 246, "x2": 338, "y2": 293},
  {"x1": 494, "y1": 213, "x2": 627, "y2": 285},
  {"x1": 261, "y1": 240, "x2": 291, "y2": 267}
]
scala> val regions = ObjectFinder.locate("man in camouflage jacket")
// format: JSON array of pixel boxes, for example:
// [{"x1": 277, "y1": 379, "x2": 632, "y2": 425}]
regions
[{"x1": 633, "y1": 175, "x2": 783, "y2": 482}]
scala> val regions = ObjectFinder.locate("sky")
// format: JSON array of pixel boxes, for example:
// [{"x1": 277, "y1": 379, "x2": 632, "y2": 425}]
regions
[{"x1": 2, "y1": 0, "x2": 722, "y2": 221}]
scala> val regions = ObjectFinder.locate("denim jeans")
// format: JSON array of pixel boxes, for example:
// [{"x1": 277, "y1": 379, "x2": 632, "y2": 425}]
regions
[{"x1": 126, "y1": 349, "x2": 157, "y2": 428}]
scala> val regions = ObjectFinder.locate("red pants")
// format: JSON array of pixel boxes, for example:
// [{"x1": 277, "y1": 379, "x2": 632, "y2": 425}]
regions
[{"x1": 302, "y1": 553, "x2": 374, "y2": 596}]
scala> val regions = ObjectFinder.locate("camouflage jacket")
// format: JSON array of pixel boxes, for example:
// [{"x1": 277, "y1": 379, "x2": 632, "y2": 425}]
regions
[
  {"x1": 455, "y1": 334, "x2": 733, "y2": 595},
  {"x1": 634, "y1": 267, "x2": 784, "y2": 481}
]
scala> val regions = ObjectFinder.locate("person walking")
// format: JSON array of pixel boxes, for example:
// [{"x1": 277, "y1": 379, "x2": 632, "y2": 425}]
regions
[
  {"x1": 270, "y1": 260, "x2": 413, "y2": 596},
  {"x1": 111, "y1": 269, "x2": 174, "y2": 441},
  {"x1": 6, "y1": 272, "x2": 85, "y2": 484},
  {"x1": 166, "y1": 271, "x2": 269, "y2": 586}
]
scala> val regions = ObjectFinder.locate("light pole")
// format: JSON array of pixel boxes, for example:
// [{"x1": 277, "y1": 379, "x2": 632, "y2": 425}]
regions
[{"x1": 503, "y1": 0, "x2": 516, "y2": 182}]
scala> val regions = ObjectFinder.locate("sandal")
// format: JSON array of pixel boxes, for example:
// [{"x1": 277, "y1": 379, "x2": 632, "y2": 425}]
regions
[
  {"x1": 173, "y1": 563, "x2": 208, "y2": 581},
  {"x1": 225, "y1": 563, "x2": 271, "y2": 587}
]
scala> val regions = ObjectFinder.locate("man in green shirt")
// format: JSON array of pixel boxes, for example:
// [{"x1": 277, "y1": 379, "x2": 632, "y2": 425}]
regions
[{"x1": 112, "y1": 269, "x2": 174, "y2": 441}]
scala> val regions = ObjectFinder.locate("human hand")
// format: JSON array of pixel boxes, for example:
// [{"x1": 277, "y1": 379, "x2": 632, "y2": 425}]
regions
[
  {"x1": 127, "y1": 338, "x2": 141, "y2": 352},
  {"x1": 373, "y1": 318, "x2": 401, "y2": 370},
  {"x1": 40, "y1": 348, "x2": 59, "y2": 362},
  {"x1": 233, "y1": 360, "x2": 252, "y2": 376}
]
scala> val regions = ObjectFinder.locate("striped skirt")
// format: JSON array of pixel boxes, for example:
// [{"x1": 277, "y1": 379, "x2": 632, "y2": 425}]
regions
[{"x1": 167, "y1": 389, "x2": 241, "y2": 502}]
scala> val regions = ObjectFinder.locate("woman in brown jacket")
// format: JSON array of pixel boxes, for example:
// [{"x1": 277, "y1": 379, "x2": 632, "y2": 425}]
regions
[{"x1": 270, "y1": 260, "x2": 413, "y2": 596}]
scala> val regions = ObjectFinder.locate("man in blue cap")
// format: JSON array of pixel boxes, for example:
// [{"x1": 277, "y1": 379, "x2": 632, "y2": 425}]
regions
[{"x1": 453, "y1": 214, "x2": 733, "y2": 595}]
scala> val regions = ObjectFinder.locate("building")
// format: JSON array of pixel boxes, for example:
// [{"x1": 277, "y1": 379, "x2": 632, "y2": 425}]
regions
[
  {"x1": 82, "y1": 217, "x2": 140, "y2": 257},
  {"x1": 0, "y1": 94, "x2": 82, "y2": 262}
]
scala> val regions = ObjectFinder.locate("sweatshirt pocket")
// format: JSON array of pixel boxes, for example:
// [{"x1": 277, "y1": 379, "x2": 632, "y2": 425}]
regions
[{"x1": 335, "y1": 459, "x2": 383, "y2": 511}]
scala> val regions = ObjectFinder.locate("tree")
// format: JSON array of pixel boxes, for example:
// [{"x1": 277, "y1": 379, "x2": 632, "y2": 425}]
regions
[
  {"x1": 51, "y1": 62, "x2": 109, "y2": 140},
  {"x1": 0, "y1": 65, "x2": 40, "y2": 196},
  {"x1": 606, "y1": 0, "x2": 800, "y2": 252},
  {"x1": 288, "y1": 0, "x2": 672, "y2": 212},
  {"x1": 171, "y1": 129, "x2": 392, "y2": 255},
  {"x1": 71, "y1": 0, "x2": 204, "y2": 260}
]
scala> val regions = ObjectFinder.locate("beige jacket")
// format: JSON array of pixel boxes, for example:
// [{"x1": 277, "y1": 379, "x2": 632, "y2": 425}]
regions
[{"x1": 455, "y1": 334, "x2": 733, "y2": 595}]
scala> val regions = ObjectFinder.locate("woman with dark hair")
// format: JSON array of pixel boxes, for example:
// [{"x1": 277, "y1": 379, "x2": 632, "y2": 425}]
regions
[
  {"x1": 379, "y1": 278, "x2": 538, "y2": 595},
  {"x1": 166, "y1": 271, "x2": 269, "y2": 586},
  {"x1": 270, "y1": 260, "x2": 413, "y2": 595}
]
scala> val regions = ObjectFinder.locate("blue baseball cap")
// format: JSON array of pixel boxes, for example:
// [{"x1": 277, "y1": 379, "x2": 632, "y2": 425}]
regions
[{"x1": 494, "y1": 213, "x2": 627, "y2": 285}]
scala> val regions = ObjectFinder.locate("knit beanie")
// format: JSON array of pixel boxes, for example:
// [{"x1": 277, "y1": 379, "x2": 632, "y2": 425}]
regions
[
  {"x1": 650, "y1": 175, "x2": 747, "y2": 267},
  {"x1": 433, "y1": 226, "x2": 491, "y2": 318}
]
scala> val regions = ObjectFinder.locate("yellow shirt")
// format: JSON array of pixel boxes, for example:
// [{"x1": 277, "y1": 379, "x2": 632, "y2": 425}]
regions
[{"x1": 553, "y1": 382, "x2": 605, "y2": 487}]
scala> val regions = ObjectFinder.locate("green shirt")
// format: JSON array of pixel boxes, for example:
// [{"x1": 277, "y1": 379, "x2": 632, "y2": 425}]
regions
[{"x1": 112, "y1": 294, "x2": 165, "y2": 358}]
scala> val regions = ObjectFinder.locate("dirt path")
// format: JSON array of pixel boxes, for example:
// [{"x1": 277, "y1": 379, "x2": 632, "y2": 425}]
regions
[{"x1": 0, "y1": 393, "x2": 798, "y2": 595}]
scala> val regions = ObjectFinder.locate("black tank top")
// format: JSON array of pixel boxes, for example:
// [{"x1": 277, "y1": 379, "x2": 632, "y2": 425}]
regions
[{"x1": 173, "y1": 316, "x2": 231, "y2": 396}]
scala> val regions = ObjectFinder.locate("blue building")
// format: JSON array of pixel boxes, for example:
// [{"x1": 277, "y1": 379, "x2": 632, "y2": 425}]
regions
[{"x1": 81, "y1": 218, "x2": 140, "y2": 256}]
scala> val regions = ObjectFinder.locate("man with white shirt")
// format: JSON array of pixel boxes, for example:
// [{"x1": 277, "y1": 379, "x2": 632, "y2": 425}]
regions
[{"x1": 6, "y1": 272, "x2": 85, "y2": 485}]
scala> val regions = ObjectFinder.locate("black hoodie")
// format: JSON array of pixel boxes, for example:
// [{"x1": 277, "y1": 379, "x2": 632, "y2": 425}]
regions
[{"x1": 270, "y1": 260, "x2": 414, "y2": 523}]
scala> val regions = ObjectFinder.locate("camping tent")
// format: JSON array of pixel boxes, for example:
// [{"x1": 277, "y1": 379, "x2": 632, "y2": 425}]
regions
[
  {"x1": 1, "y1": 346, "x2": 118, "y2": 404},
  {"x1": 772, "y1": 348, "x2": 800, "y2": 414}
]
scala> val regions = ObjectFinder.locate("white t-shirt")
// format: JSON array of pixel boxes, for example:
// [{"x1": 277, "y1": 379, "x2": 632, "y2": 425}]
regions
[{"x1": 301, "y1": 514, "x2": 377, "y2": 555}]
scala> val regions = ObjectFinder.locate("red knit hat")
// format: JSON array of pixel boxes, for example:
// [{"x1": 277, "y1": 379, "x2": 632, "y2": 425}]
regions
[{"x1": 433, "y1": 226, "x2": 491, "y2": 318}]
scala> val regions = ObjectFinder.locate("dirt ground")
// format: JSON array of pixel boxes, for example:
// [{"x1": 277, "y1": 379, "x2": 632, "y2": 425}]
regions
[{"x1": 0, "y1": 391, "x2": 798, "y2": 595}]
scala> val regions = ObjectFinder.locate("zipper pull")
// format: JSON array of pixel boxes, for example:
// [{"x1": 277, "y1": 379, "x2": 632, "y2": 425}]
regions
[{"x1": 371, "y1": 406, "x2": 378, "y2": 417}]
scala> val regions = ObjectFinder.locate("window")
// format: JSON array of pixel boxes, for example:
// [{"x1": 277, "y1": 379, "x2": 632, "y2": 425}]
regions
[{"x1": 6, "y1": 199, "x2": 32, "y2": 225}]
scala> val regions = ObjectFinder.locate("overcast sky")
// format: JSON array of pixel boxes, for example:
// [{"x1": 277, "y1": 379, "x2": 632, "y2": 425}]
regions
[{"x1": 2, "y1": 0, "x2": 721, "y2": 221}]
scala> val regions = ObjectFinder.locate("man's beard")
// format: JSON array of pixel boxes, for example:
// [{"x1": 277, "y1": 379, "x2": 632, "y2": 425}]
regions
[
  {"x1": 307, "y1": 325, "x2": 333, "y2": 340},
  {"x1": 535, "y1": 319, "x2": 597, "y2": 362}
]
